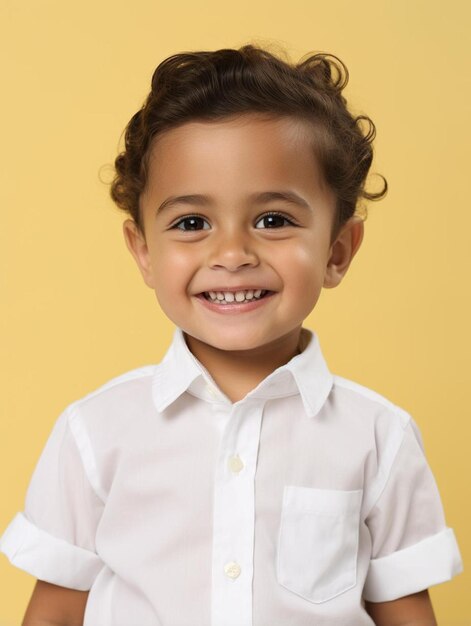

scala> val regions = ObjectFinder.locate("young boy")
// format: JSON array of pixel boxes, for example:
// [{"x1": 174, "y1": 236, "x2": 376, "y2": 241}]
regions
[{"x1": 0, "y1": 45, "x2": 463, "y2": 626}]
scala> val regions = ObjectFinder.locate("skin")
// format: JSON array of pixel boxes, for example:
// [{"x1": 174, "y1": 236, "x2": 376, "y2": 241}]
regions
[
  {"x1": 22, "y1": 580, "x2": 88, "y2": 626},
  {"x1": 123, "y1": 113, "x2": 364, "y2": 401},
  {"x1": 22, "y1": 113, "x2": 437, "y2": 625},
  {"x1": 364, "y1": 589, "x2": 438, "y2": 625}
]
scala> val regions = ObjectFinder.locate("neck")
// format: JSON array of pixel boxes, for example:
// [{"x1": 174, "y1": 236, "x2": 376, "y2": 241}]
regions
[{"x1": 184, "y1": 327, "x2": 303, "y2": 403}]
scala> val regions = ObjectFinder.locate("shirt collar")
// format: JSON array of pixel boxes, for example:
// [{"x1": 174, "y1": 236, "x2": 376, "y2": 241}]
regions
[{"x1": 152, "y1": 327, "x2": 333, "y2": 418}]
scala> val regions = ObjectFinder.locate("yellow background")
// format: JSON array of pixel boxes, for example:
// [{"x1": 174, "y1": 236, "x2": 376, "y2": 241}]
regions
[{"x1": 0, "y1": 0, "x2": 469, "y2": 623}]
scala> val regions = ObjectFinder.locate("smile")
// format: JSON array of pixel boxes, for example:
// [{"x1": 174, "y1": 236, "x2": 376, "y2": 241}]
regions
[
  {"x1": 195, "y1": 289, "x2": 275, "y2": 313},
  {"x1": 203, "y1": 289, "x2": 270, "y2": 304}
]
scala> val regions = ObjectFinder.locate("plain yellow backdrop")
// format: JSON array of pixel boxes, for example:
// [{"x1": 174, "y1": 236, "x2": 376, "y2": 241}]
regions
[{"x1": 0, "y1": 0, "x2": 469, "y2": 623}]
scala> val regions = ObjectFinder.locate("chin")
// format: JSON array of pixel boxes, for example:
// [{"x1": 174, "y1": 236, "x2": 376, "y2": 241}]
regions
[{"x1": 193, "y1": 330, "x2": 275, "y2": 353}]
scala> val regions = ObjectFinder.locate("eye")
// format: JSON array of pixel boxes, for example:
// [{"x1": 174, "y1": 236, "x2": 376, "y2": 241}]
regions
[
  {"x1": 171, "y1": 214, "x2": 210, "y2": 231},
  {"x1": 254, "y1": 211, "x2": 296, "y2": 229}
]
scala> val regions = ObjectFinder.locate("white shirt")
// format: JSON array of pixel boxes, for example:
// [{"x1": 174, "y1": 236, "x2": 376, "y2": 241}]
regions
[{"x1": 0, "y1": 327, "x2": 463, "y2": 625}]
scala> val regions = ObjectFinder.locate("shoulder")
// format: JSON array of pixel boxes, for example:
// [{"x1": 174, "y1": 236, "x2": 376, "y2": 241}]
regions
[
  {"x1": 330, "y1": 376, "x2": 428, "y2": 515},
  {"x1": 56, "y1": 365, "x2": 159, "y2": 482},
  {"x1": 331, "y1": 374, "x2": 412, "y2": 429},
  {"x1": 329, "y1": 375, "x2": 417, "y2": 460},
  {"x1": 65, "y1": 364, "x2": 157, "y2": 420}
]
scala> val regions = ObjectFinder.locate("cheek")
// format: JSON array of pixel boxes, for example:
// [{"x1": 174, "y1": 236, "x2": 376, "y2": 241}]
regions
[
  {"x1": 278, "y1": 244, "x2": 326, "y2": 295},
  {"x1": 150, "y1": 246, "x2": 195, "y2": 299}
]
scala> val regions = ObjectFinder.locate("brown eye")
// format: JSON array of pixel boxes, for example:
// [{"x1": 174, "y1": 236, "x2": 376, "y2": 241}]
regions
[
  {"x1": 255, "y1": 212, "x2": 295, "y2": 229},
  {"x1": 172, "y1": 215, "x2": 210, "y2": 231}
]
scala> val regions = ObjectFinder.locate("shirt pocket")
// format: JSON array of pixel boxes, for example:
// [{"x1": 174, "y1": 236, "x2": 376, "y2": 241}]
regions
[{"x1": 276, "y1": 486, "x2": 362, "y2": 604}]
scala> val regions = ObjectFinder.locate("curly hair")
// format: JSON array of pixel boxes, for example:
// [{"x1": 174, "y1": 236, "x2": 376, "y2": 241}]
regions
[{"x1": 110, "y1": 44, "x2": 387, "y2": 241}]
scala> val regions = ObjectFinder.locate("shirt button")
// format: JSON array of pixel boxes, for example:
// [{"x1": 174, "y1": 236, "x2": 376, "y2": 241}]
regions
[
  {"x1": 224, "y1": 561, "x2": 241, "y2": 579},
  {"x1": 228, "y1": 454, "x2": 244, "y2": 474}
]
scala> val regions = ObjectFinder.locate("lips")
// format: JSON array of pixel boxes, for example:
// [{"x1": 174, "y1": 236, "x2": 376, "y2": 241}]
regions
[
  {"x1": 203, "y1": 289, "x2": 270, "y2": 303},
  {"x1": 197, "y1": 287, "x2": 271, "y2": 294},
  {"x1": 194, "y1": 289, "x2": 275, "y2": 312},
  {"x1": 194, "y1": 284, "x2": 274, "y2": 300}
]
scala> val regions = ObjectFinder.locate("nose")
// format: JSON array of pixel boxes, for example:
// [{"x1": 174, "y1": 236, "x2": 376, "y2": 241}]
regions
[{"x1": 207, "y1": 229, "x2": 259, "y2": 272}]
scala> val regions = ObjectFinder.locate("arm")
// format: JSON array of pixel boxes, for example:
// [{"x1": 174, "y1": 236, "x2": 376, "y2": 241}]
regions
[
  {"x1": 22, "y1": 580, "x2": 89, "y2": 626},
  {"x1": 364, "y1": 589, "x2": 437, "y2": 626}
]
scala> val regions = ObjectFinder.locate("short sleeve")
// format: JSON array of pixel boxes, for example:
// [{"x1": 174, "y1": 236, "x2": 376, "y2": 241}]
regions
[
  {"x1": 362, "y1": 417, "x2": 463, "y2": 602},
  {"x1": 0, "y1": 406, "x2": 105, "y2": 590}
]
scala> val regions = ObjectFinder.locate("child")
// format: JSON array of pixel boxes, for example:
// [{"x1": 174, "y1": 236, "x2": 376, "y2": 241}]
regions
[{"x1": 0, "y1": 45, "x2": 463, "y2": 626}]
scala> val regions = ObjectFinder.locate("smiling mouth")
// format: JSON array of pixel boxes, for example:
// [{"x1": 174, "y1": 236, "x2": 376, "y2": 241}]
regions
[{"x1": 201, "y1": 289, "x2": 272, "y2": 304}]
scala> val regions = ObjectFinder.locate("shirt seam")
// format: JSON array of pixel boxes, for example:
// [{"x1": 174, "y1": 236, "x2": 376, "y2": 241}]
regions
[
  {"x1": 69, "y1": 367, "x2": 156, "y2": 412},
  {"x1": 65, "y1": 405, "x2": 107, "y2": 504},
  {"x1": 333, "y1": 375, "x2": 410, "y2": 423},
  {"x1": 185, "y1": 388, "x2": 301, "y2": 403},
  {"x1": 364, "y1": 415, "x2": 411, "y2": 519}
]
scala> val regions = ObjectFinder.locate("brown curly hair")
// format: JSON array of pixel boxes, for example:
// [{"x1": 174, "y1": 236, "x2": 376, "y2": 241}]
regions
[{"x1": 110, "y1": 44, "x2": 387, "y2": 242}]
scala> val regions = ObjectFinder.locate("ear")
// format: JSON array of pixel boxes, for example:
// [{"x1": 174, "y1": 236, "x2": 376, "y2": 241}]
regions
[
  {"x1": 323, "y1": 217, "x2": 364, "y2": 289},
  {"x1": 122, "y1": 219, "x2": 155, "y2": 289}
]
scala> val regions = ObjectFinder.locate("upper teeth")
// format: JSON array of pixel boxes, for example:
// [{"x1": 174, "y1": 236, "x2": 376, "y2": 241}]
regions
[{"x1": 206, "y1": 289, "x2": 265, "y2": 303}]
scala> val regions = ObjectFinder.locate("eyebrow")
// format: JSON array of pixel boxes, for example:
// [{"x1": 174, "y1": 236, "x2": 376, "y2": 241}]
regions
[{"x1": 156, "y1": 190, "x2": 310, "y2": 214}]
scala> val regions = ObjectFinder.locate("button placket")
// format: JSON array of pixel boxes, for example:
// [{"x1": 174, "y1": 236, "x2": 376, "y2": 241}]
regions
[
  {"x1": 228, "y1": 454, "x2": 244, "y2": 474},
  {"x1": 224, "y1": 561, "x2": 242, "y2": 579},
  {"x1": 210, "y1": 400, "x2": 264, "y2": 626}
]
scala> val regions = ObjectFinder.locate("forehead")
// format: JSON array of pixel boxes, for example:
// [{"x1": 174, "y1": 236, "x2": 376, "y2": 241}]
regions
[{"x1": 145, "y1": 114, "x2": 326, "y2": 196}]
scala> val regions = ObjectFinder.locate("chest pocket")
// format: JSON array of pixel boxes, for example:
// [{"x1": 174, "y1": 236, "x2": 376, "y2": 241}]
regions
[{"x1": 276, "y1": 486, "x2": 362, "y2": 604}]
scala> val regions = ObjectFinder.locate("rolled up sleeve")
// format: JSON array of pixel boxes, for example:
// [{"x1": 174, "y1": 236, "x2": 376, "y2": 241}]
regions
[
  {"x1": 363, "y1": 417, "x2": 463, "y2": 602},
  {"x1": 0, "y1": 406, "x2": 105, "y2": 590}
]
